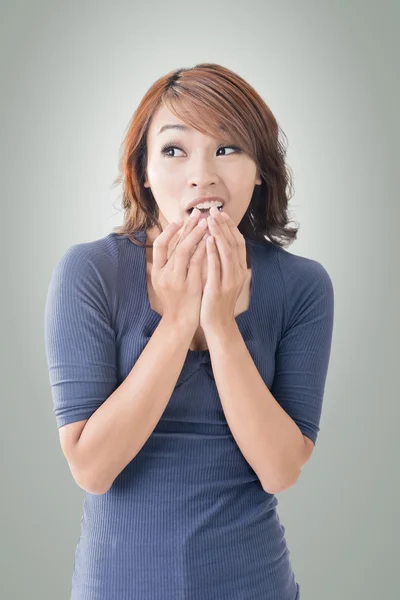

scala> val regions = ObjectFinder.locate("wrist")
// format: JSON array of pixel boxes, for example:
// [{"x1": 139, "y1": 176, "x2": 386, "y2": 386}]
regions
[
  {"x1": 160, "y1": 314, "x2": 197, "y2": 339},
  {"x1": 203, "y1": 319, "x2": 239, "y2": 343}
]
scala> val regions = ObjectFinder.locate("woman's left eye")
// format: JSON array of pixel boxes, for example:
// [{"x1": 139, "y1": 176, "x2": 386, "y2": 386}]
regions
[
  {"x1": 160, "y1": 144, "x2": 241, "y2": 157},
  {"x1": 217, "y1": 145, "x2": 240, "y2": 156}
]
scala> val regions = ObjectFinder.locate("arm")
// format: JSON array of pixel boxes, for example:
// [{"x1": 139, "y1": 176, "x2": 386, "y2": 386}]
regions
[
  {"x1": 67, "y1": 316, "x2": 195, "y2": 495},
  {"x1": 44, "y1": 242, "x2": 196, "y2": 496},
  {"x1": 204, "y1": 258, "x2": 334, "y2": 495},
  {"x1": 205, "y1": 322, "x2": 310, "y2": 494}
]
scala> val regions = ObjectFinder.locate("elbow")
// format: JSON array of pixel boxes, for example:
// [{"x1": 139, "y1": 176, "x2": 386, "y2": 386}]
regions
[
  {"x1": 261, "y1": 436, "x2": 311, "y2": 494},
  {"x1": 70, "y1": 463, "x2": 111, "y2": 495},
  {"x1": 81, "y1": 469, "x2": 112, "y2": 495},
  {"x1": 61, "y1": 435, "x2": 112, "y2": 495},
  {"x1": 261, "y1": 470, "x2": 299, "y2": 495},
  {"x1": 84, "y1": 484, "x2": 110, "y2": 495},
  {"x1": 262, "y1": 481, "x2": 281, "y2": 494},
  {"x1": 261, "y1": 475, "x2": 283, "y2": 494},
  {"x1": 76, "y1": 476, "x2": 111, "y2": 495},
  {"x1": 262, "y1": 479, "x2": 296, "y2": 494}
]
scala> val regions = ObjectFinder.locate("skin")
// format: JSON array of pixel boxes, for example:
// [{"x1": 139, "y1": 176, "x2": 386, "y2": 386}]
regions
[{"x1": 143, "y1": 103, "x2": 262, "y2": 282}]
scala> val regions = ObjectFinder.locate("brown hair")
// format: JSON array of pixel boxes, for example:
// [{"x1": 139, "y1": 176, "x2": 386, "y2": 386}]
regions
[{"x1": 111, "y1": 62, "x2": 298, "y2": 249}]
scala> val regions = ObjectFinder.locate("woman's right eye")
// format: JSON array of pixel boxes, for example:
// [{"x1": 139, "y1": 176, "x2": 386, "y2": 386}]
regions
[{"x1": 160, "y1": 145, "x2": 184, "y2": 158}]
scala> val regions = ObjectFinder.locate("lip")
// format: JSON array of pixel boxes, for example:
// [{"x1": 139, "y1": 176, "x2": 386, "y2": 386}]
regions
[{"x1": 185, "y1": 195, "x2": 226, "y2": 212}]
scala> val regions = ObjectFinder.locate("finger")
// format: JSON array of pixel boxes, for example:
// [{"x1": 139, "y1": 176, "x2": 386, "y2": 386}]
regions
[
  {"x1": 187, "y1": 233, "x2": 207, "y2": 285},
  {"x1": 217, "y1": 211, "x2": 236, "y2": 247},
  {"x1": 152, "y1": 220, "x2": 184, "y2": 271},
  {"x1": 207, "y1": 215, "x2": 234, "y2": 285},
  {"x1": 169, "y1": 208, "x2": 201, "y2": 262},
  {"x1": 219, "y1": 211, "x2": 247, "y2": 272},
  {"x1": 206, "y1": 235, "x2": 220, "y2": 288},
  {"x1": 173, "y1": 218, "x2": 209, "y2": 278},
  {"x1": 167, "y1": 225, "x2": 186, "y2": 259}
]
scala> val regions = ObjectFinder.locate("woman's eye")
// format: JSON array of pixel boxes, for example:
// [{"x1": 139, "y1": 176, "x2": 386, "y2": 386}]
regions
[
  {"x1": 161, "y1": 146, "x2": 184, "y2": 158},
  {"x1": 217, "y1": 146, "x2": 238, "y2": 156},
  {"x1": 160, "y1": 145, "x2": 241, "y2": 158}
]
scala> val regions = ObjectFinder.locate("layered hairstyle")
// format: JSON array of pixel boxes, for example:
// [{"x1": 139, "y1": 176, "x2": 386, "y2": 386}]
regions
[{"x1": 112, "y1": 63, "x2": 298, "y2": 249}]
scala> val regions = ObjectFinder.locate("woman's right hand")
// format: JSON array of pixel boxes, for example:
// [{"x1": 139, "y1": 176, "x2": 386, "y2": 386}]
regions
[{"x1": 151, "y1": 208, "x2": 209, "y2": 331}]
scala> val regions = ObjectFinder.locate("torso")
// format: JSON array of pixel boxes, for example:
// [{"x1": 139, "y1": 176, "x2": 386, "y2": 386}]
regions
[{"x1": 145, "y1": 256, "x2": 252, "y2": 352}]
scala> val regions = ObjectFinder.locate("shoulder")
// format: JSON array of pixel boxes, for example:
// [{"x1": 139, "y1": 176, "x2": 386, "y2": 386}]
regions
[
  {"x1": 47, "y1": 233, "x2": 126, "y2": 320},
  {"x1": 53, "y1": 232, "x2": 120, "y2": 277},
  {"x1": 272, "y1": 244, "x2": 334, "y2": 329},
  {"x1": 274, "y1": 244, "x2": 333, "y2": 290},
  {"x1": 250, "y1": 238, "x2": 333, "y2": 289}
]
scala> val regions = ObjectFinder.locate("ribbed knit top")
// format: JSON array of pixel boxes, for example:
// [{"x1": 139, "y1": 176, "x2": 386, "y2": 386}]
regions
[{"x1": 44, "y1": 230, "x2": 334, "y2": 600}]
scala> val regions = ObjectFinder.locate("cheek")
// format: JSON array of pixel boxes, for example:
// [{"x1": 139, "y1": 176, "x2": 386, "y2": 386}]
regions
[
  {"x1": 228, "y1": 173, "x2": 258, "y2": 210},
  {"x1": 224, "y1": 167, "x2": 250, "y2": 191},
  {"x1": 229, "y1": 159, "x2": 257, "y2": 182},
  {"x1": 158, "y1": 175, "x2": 182, "y2": 194},
  {"x1": 147, "y1": 175, "x2": 182, "y2": 205},
  {"x1": 147, "y1": 158, "x2": 177, "y2": 182}
]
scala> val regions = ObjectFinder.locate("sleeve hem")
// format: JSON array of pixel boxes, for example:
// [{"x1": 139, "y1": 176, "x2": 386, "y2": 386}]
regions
[
  {"x1": 56, "y1": 411, "x2": 98, "y2": 429},
  {"x1": 298, "y1": 428, "x2": 318, "y2": 446}
]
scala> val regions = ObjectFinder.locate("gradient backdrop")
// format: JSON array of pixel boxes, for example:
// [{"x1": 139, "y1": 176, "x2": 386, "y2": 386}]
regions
[{"x1": 1, "y1": 0, "x2": 398, "y2": 598}]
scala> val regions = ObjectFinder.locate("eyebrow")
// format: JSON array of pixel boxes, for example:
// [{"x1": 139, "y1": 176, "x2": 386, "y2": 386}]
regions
[
  {"x1": 158, "y1": 123, "x2": 227, "y2": 135},
  {"x1": 158, "y1": 124, "x2": 190, "y2": 135}
]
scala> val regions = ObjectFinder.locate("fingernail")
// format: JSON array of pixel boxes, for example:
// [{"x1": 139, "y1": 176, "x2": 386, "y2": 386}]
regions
[
  {"x1": 209, "y1": 206, "x2": 220, "y2": 217},
  {"x1": 191, "y1": 207, "x2": 200, "y2": 218}
]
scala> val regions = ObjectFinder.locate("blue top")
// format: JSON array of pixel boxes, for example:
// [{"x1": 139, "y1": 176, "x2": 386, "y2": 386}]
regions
[{"x1": 44, "y1": 229, "x2": 334, "y2": 600}]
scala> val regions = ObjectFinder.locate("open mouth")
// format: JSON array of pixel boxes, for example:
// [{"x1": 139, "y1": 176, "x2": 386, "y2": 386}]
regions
[{"x1": 186, "y1": 205, "x2": 224, "y2": 216}]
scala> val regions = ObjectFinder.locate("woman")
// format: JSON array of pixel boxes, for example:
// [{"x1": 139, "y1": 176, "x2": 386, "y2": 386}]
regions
[{"x1": 44, "y1": 63, "x2": 334, "y2": 599}]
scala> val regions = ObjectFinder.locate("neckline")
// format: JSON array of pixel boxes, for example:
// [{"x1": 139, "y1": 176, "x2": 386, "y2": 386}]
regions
[{"x1": 136, "y1": 229, "x2": 257, "y2": 358}]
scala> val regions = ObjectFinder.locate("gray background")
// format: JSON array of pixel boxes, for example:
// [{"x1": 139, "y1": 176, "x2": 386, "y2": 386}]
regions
[{"x1": 1, "y1": 0, "x2": 398, "y2": 598}]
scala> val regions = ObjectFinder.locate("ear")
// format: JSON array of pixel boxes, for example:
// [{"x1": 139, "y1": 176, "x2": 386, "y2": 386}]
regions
[{"x1": 255, "y1": 172, "x2": 262, "y2": 185}]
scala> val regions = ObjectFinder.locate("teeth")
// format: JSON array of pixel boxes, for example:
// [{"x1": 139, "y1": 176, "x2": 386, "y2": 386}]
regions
[
  {"x1": 195, "y1": 201, "x2": 223, "y2": 209},
  {"x1": 189, "y1": 201, "x2": 223, "y2": 213}
]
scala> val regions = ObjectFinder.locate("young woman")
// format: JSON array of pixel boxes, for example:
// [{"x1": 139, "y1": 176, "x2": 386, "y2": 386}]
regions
[{"x1": 44, "y1": 63, "x2": 334, "y2": 599}]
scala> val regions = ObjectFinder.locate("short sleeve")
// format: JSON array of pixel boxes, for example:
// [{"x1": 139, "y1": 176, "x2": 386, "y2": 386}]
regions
[
  {"x1": 44, "y1": 242, "x2": 118, "y2": 429},
  {"x1": 270, "y1": 253, "x2": 335, "y2": 446}
]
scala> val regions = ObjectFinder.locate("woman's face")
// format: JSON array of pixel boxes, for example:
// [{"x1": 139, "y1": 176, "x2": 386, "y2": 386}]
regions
[{"x1": 144, "y1": 104, "x2": 262, "y2": 243}]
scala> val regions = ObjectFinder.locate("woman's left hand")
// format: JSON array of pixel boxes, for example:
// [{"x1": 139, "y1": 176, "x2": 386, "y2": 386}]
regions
[{"x1": 200, "y1": 206, "x2": 248, "y2": 332}]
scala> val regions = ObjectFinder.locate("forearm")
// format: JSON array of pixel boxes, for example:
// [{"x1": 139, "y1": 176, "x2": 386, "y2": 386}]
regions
[
  {"x1": 72, "y1": 317, "x2": 194, "y2": 494},
  {"x1": 205, "y1": 321, "x2": 306, "y2": 494}
]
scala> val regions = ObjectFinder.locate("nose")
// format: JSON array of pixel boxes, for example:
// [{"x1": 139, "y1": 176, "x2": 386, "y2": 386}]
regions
[{"x1": 187, "y1": 155, "x2": 219, "y2": 188}]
